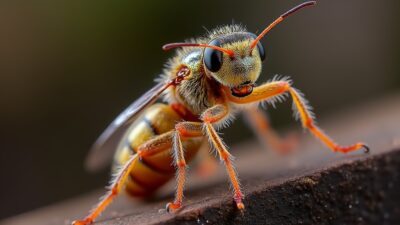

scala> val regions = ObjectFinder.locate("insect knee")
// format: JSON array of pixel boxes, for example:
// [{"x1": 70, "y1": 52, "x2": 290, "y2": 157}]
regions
[
  {"x1": 200, "y1": 105, "x2": 228, "y2": 123},
  {"x1": 175, "y1": 122, "x2": 203, "y2": 137},
  {"x1": 175, "y1": 123, "x2": 186, "y2": 135}
]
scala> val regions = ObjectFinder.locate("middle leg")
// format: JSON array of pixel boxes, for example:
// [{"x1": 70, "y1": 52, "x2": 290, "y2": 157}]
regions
[
  {"x1": 167, "y1": 122, "x2": 203, "y2": 212},
  {"x1": 170, "y1": 107, "x2": 245, "y2": 211}
]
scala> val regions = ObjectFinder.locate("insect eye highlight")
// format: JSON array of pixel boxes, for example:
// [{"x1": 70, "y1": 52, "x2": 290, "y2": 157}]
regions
[{"x1": 204, "y1": 39, "x2": 223, "y2": 72}]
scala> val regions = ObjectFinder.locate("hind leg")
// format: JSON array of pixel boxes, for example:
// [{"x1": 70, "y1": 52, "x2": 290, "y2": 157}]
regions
[
  {"x1": 193, "y1": 141, "x2": 218, "y2": 178},
  {"x1": 72, "y1": 153, "x2": 140, "y2": 225},
  {"x1": 243, "y1": 106, "x2": 298, "y2": 154},
  {"x1": 73, "y1": 132, "x2": 176, "y2": 225}
]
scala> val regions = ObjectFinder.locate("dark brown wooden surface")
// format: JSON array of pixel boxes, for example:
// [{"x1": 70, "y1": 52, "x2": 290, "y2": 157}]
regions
[{"x1": 2, "y1": 93, "x2": 400, "y2": 225}]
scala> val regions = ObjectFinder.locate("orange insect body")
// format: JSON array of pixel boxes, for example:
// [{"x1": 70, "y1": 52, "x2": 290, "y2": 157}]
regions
[
  {"x1": 73, "y1": 2, "x2": 368, "y2": 225},
  {"x1": 113, "y1": 103, "x2": 203, "y2": 196}
]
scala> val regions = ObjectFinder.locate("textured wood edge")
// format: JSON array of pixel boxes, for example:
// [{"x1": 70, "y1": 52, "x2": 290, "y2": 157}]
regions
[{"x1": 152, "y1": 148, "x2": 400, "y2": 225}]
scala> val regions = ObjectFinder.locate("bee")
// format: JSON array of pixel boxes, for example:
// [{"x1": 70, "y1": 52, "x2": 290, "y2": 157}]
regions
[{"x1": 73, "y1": 1, "x2": 368, "y2": 224}]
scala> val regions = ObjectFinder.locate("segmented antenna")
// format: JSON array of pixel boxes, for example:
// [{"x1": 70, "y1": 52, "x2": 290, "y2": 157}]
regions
[
  {"x1": 250, "y1": 1, "x2": 316, "y2": 50},
  {"x1": 162, "y1": 43, "x2": 235, "y2": 58}
]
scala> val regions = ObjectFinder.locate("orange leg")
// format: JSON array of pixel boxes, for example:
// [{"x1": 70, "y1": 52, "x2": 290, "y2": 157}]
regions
[
  {"x1": 223, "y1": 78, "x2": 369, "y2": 153},
  {"x1": 168, "y1": 107, "x2": 245, "y2": 211},
  {"x1": 136, "y1": 131, "x2": 174, "y2": 158},
  {"x1": 201, "y1": 105, "x2": 245, "y2": 210},
  {"x1": 166, "y1": 131, "x2": 187, "y2": 211},
  {"x1": 288, "y1": 88, "x2": 368, "y2": 153},
  {"x1": 72, "y1": 153, "x2": 139, "y2": 225},
  {"x1": 243, "y1": 106, "x2": 298, "y2": 154},
  {"x1": 166, "y1": 122, "x2": 203, "y2": 212},
  {"x1": 175, "y1": 125, "x2": 217, "y2": 178},
  {"x1": 73, "y1": 132, "x2": 175, "y2": 225}
]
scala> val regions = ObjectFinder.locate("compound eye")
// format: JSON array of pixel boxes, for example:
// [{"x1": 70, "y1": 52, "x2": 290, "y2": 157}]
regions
[
  {"x1": 204, "y1": 39, "x2": 223, "y2": 72},
  {"x1": 256, "y1": 42, "x2": 266, "y2": 61},
  {"x1": 250, "y1": 33, "x2": 266, "y2": 61}
]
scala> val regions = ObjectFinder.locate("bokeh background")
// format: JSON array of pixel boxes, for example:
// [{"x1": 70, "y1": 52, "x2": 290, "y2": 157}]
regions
[{"x1": 0, "y1": 0, "x2": 399, "y2": 219}]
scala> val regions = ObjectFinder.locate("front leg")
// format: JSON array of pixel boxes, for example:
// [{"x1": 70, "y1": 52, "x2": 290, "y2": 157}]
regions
[{"x1": 223, "y1": 77, "x2": 369, "y2": 153}]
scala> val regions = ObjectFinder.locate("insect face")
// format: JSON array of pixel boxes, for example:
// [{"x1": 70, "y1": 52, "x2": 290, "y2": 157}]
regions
[{"x1": 203, "y1": 32, "x2": 265, "y2": 97}]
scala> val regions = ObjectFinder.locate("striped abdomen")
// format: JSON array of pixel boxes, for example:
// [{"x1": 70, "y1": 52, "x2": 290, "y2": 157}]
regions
[{"x1": 113, "y1": 103, "x2": 203, "y2": 196}]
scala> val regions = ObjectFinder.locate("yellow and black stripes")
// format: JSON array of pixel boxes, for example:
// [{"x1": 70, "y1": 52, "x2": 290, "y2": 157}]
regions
[
  {"x1": 142, "y1": 116, "x2": 160, "y2": 135},
  {"x1": 113, "y1": 103, "x2": 203, "y2": 196}
]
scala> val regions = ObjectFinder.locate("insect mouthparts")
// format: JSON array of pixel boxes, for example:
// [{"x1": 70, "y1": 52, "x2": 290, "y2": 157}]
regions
[{"x1": 231, "y1": 83, "x2": 254, "y2": 97}]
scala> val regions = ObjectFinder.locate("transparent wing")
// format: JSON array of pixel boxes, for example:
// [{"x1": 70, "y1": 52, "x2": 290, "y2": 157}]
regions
[{"x1": 85, "y1": 80, "x2": 172, "y2": 172}]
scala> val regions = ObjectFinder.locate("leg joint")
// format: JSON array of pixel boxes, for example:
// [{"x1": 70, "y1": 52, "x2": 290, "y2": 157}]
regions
[
  {"x1": 176, "y1": 159, "x2": 186, "y2": 168},
  {"x1": 110, "y1": 187, "x2": 119, "y2": 196},
  {"x1": 137, "y1": 150, "x2": 144, "y2": 158},
  {"x1": 175, "y1": 122, "x2": 203, "y2": 137},
  {"x1": 175, "y1": 123, "x2": 188, "y2": 136},
  {"x1": 304, "y1": 118, "x2": 314, "y2": 128},
  {"x1": 220, "y1": 151, "x2": 230, "y2": 162},
  {"x1": 200, "y1": 105, "x2": 228, "y2": 124}
]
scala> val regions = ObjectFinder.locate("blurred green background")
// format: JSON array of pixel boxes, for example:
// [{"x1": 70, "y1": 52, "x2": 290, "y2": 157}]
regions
[{"x1": 0, "y1": 0, "x2": 399, "y2": 219}]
